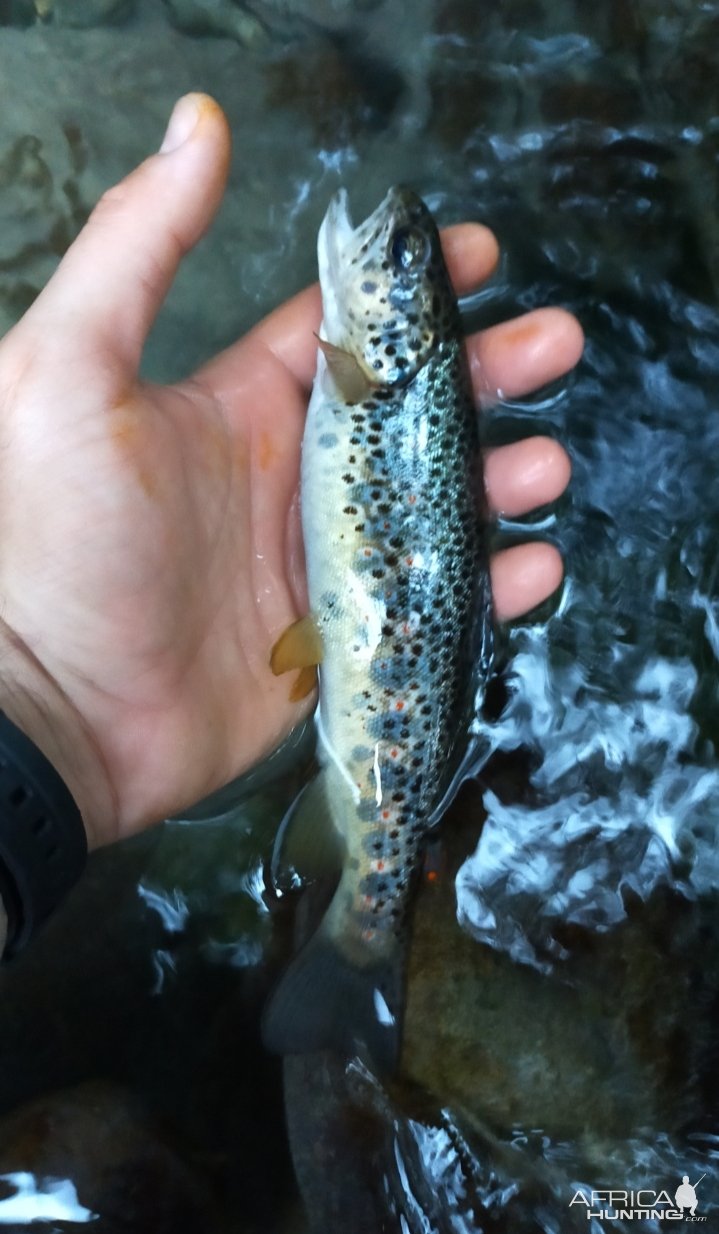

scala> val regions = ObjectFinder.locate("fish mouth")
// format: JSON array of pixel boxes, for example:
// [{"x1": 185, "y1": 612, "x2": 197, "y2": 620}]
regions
[{"x1": 317, "y1": 186, "x2": 421, "y2": 347}]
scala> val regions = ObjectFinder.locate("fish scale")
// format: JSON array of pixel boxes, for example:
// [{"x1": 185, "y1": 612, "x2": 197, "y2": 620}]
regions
[{"x1": 264, "y1": 185, "x2": 494, "y2": 1071}]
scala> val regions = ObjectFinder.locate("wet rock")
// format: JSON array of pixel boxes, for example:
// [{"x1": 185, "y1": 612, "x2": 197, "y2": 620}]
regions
[{"x1": 0, "y1": 19, "x2": 312, "y2": 375}]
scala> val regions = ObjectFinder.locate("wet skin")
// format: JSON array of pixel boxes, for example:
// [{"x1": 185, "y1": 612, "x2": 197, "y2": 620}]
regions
[{"x1": 0, "y1": 94, "x2": 582, "y2": 849}]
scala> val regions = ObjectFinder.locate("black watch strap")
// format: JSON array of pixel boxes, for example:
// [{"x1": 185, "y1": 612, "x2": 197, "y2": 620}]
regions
[{"x1": 0, "y1": 712, "x2": 87, "y2": 957}]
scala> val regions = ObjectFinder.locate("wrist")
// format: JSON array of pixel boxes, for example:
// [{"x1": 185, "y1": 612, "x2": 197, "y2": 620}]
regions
[{"x1": 0, "y1": 622, "x2": 116, "y2": 851}]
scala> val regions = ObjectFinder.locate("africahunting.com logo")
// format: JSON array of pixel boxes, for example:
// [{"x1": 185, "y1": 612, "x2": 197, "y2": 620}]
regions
[{"x1": 569, "y1": 1175, "x2": 708, "y2": 1222}]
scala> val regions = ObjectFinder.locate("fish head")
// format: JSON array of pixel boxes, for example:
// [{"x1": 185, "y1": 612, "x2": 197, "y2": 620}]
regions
[{"x1": 317, "y1": 185, "x2": 458, "y2": 393}]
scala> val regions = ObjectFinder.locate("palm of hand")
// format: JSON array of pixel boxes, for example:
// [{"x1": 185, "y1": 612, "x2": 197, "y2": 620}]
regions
[{"x1": 0, "y1": 328, "x2": 310, "y2": 836}]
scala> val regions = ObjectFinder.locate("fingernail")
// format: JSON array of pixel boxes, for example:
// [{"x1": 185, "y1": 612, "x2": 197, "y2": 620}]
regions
[{"x1": 160, "y1": 95, "x2": 200, "y2": 154}]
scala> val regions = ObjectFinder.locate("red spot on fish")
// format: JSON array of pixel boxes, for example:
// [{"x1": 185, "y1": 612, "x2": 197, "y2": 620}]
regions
[
  {"x1": 426, "y1": 870, "x2": 438, "y2": 884},
  {"x1": 384, "y1": 521, "x2": 390, "y2": 529},
  {"x1": 408, "y1": 495, "x2": 417, "y2": 505},
  {"x1": 395, "y1": 700, "x2": 405, "y2": 711},
  {"x1": 405, "y1": 556, "x2": 414, "y2": 566},
  {"x1": 391, "y1": 748, "x2": 398, "y2": 758},
  {"x1": 402, "y1": 623, "x2": 411, "y2": 635},
  {"x1": 364, "y1": 548, "x2": 372, "y2": 557},
  {"x1": 377, "y1": 861, "x2": 385, "y2": 872},
  {"x1": 382, "y1": 810, "x2": 390, "y2": 819}
]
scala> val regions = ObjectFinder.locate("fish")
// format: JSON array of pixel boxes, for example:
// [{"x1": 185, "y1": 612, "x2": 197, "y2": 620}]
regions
[{"x1": 264, "y1": 185, "x2": 494, "y2": 1073}]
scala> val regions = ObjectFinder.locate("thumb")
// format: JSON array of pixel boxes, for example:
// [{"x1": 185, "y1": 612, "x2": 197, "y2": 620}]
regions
[{"x1": 22, "y1": 94, "x2": 231, "y2": 372}]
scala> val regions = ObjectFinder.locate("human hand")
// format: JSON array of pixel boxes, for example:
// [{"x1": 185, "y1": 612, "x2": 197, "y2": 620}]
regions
[{"x1": 0, "y1": 95, "x2": 582, "y2": 849}]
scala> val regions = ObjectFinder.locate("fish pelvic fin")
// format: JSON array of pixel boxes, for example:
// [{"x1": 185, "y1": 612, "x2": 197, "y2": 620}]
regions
[{"x1": 263, "y1": 926, "x2": 404, "y2": 1077}]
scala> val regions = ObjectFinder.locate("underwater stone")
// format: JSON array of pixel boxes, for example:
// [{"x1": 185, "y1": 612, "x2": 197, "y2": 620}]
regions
[
  {"x1": 53, "y1": 0, "x2": 137, "y2": 26},
  {"x1": 160, "y1": 0, "x2": 267, "y2": 44},
  {"x1": 0, "y1": 1082, "x2": 218, "y2": 1232},
  {"x1": 8, "y1": 0, "x2": 139, "y2": 24}
]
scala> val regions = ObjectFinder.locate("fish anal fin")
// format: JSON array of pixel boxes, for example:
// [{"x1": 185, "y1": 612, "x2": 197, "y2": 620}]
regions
[
  {"x1": 272, "y1": 773, "x2": 344, "y2": 890},
  {"x1": 316, "y1": 336, "x2": 377, "y2": 404},
  {"x1": 270, "y1": 615, "x2": 324, "y2": 676},
  {"x1": 263, "y1": 927, "x2": 403, "y2": 1076}
]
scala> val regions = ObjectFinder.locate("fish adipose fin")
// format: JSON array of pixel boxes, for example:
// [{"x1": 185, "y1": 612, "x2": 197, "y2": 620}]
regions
[
  {"x1": 263, "y1": 926, "x2": 403, "y2": 1077},
  {"x1": 270, "y1": 615, "x2": 323, "y2": 701}
]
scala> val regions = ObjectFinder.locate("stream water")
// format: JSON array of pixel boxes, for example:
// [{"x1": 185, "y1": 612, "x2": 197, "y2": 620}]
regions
[{"x1": 0, "y1": 0, "x2": 718, "y2": 1230}]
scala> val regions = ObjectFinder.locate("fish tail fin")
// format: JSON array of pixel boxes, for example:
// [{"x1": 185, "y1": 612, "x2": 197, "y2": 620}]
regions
[{"x1": 263, "y1": 926, "x2": 403, "y2": 1076}]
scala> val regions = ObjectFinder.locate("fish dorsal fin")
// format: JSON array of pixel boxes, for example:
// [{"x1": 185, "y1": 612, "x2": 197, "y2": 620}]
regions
[{"x1": 316, "y1": 336, "x2": 377, "y2": 404}]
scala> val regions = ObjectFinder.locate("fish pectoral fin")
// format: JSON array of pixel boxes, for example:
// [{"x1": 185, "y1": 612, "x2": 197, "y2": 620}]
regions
[
  {"x1": 271, "y1": 773, "x2": 344, "y2": 892},
  {"x1": 270, "y1": 615, "x2": 324, "y2": 674},
  {"x1": 262, "y1": 926, "x2": 403, "y2": 1076},
  {"x1": 316, "y1": 336, "x2": 378, "y2": 404}
]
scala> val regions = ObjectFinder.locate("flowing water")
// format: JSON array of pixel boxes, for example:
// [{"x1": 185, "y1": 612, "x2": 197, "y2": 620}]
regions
[{"x1": 0, "y1": 0, "x2": 718, "y2": 1229}]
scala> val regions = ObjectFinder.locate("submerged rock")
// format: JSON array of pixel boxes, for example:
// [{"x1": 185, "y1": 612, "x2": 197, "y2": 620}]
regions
[
  {"x1": 280, "y1": 780, "x2": 719, "y2": 1229},
  {"x1": 0, "y1": 0, "x2": 135, "y2": 24},
  {"x1": 161, "y1": 0, "x2": 383, "y2": 42},
  {"x1": 160, "y1": 0, "x2": 266, "y2": 45},
  {"x1": 0, "y1": 1081, "x2": 218, "y2": 1232}
]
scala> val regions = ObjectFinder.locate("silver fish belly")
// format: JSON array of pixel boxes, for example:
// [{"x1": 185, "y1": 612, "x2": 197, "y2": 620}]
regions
[{"x1": 265, "y1": 185, "x2": 493, "y2": 1070}]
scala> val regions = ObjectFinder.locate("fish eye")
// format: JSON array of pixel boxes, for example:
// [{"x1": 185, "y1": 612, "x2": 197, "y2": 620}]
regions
[{"x1": 389, "y1": 226, "x2": 431, "y2": 273}]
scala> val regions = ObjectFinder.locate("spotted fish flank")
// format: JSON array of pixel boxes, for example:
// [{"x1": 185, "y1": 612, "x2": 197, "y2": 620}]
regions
[{"x1": 264, "y1": 186, "x2": 494, "y2": 1072}]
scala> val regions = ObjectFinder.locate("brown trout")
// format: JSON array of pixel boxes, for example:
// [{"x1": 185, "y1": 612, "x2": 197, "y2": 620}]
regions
[{"x1": 265, "y1": 186, "x2": 494, "y2": 1072}]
